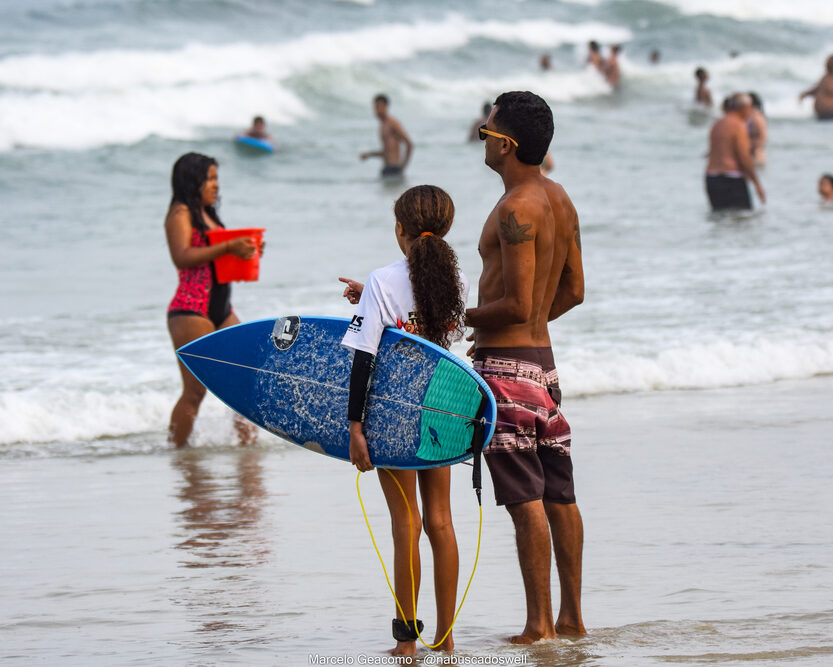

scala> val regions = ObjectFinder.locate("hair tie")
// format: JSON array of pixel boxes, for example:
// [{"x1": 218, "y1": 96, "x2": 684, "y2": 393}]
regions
[{"x1": 420, "y1": 231, "x2": 434, "y2": 238}]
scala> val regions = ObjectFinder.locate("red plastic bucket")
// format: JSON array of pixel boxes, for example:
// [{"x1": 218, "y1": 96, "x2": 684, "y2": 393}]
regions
[{"x1": 206, "y1": 228, "x2": 265, "y2": 283}]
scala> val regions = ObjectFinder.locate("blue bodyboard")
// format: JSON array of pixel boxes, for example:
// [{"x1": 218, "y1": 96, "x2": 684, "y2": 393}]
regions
[{"x1": 234, "y1": 135, "x2": 274, "y2": 153}]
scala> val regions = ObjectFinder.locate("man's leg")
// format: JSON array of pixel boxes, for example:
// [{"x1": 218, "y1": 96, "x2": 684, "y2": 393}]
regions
[
  {"x1": 505, "y1": 500, "x2": 557, "y2": 643},
  {"x1": 545, "y1": 502, "x2": 586, "y2": 635}
]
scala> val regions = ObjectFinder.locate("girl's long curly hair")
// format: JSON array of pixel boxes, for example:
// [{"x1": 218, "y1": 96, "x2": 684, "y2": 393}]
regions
[
  {"x1": 394, "y1": 185, "x2": 465, "y2": 349},
  {"x1": 169, "y1": 152, "x2": 222, "y2": 232}
]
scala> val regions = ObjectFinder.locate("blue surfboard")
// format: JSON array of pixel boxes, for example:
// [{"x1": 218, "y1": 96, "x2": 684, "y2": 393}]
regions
[
  {"x1": 234, "y1": 135, "x2": 274, "y2": 153},
  {"x1": 177, "y1": 316, "x2": 496, "y2": 469}
]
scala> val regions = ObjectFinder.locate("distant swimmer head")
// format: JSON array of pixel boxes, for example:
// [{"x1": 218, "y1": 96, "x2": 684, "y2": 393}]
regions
[
  {"x1": 373, "y1": 93, "x2": 389, "y2": 118},
  {"x1": 170, "y1": 152, "x2": 220, "y2": 230},
  {"x1": 695, "y1": 67, "x2": 708, "y2": 82},
  {"x1": 819, "y1": 174, "x2": 833, "y2": 201},
  {"x1": 393, "y1": 185, "x2": 464, "y2": 349},
  {"x1": 748, "y1": 92, "x2": 764, "y2": 113},
  {"x1": 588, "y1": 40, "x2": 600, "y2": 53},
  {"x1": 650, "y1": 50, "x2": 661, "y2": 64},
  {"x1": 490, "y1": 91, "x2": 553, "y2": 167},
  {"x1": 730, "y1": 92, "x2": 753, "y2": 117}
]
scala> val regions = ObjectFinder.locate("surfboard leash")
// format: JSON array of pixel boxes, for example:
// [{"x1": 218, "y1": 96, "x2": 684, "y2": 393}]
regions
[{"x1": 356, "y1": 468, "x2": 482, "y2": 649}]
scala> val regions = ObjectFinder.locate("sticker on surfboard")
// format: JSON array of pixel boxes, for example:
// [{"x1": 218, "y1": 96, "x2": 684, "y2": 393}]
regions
[{"x1": 272, "y1": 316, "x2": 300, "y2": 351}]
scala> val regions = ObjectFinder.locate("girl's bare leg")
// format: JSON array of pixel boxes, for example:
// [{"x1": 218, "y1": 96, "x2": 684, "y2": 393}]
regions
[
  {"x1": 167, "y1": 315, "x2": 215, "y2": 447},
  {"x1": 378, "y1": 469, "x2": 421, "y2": 656},
  {"x1": 418, "y1": 467, "x2": 458, "y2": 651}
]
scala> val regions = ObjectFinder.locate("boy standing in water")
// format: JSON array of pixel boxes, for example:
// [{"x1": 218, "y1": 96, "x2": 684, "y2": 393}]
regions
[
  {"x1": 467, "y1": 91, "x2": 586, "y2": 642},
  {"x1": 360, "y1": 94, "x2": 413, "y2": 178}
]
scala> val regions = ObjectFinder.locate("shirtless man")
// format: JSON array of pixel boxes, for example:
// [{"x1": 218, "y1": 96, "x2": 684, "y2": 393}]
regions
[
  {"x1": 603, "y1": 45, "x2": 621, "y2": 89},
  {"x1": 695, "y1": 67, "x2": 712, "y2": 107},
  {"x1": 747, "y1": 92, "x2": 767, "y2": 166},
  {"x1": 586, "y1": 41, "x2": 602, "y2": 71},
  {"x1": 467, "y1": 91, "x2": 586, "y2": 643},
  {"x1": 705, "y1": 93, "x2": 766, "y2": 210},
  {"x1": 360, "y1": 94, "x2": 413, "y2": 178},
  {"x1": 799, "y1": 54, "x2": 833, "y2": 120}
]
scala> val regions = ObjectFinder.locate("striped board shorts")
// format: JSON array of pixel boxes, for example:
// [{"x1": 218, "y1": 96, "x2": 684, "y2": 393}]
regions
[{"x1": 473, "y1": 347, "x2": 575, "y2": 506}]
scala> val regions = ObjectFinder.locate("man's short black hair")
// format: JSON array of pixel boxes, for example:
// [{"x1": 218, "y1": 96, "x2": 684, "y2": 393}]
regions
[
  {"x1": 493, "y1": 91, "x2": 553, "y2": 166},
  {"x1": 374, "y1": 94, "x2": 389, "y2": 105}
]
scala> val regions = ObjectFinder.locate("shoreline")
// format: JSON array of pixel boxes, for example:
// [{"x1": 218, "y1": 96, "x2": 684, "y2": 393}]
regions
[{"x1": 2, "y1": 375, "x2": 832, "y2": 664}]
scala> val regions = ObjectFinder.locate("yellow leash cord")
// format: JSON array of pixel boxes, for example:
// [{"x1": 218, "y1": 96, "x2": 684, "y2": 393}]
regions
[{"x1": 356, "y1": 469, "x2": 482, "y2": 649}]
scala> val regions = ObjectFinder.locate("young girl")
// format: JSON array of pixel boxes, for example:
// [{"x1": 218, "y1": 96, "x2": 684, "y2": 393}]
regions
[{"x1": 339, "y1": 185, "x2": 468, "y2": 655}]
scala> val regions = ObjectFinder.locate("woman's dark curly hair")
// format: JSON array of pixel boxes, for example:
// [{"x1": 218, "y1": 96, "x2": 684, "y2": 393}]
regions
[
  {"x1": 169, "y1": 152, "x2": 222, "y2": 232},
  {"x1": 394, "y1": 185, "x2": 465, "y2": 349}
]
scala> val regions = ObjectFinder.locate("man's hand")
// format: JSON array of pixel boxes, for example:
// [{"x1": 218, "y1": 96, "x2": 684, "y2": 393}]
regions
[
  {"x1": 755, "y1": 181, "x2": 766, "y2": 204},
  {"x1": 339, "y1": 277, "x2": 364, "y2": 304},
  {"x1": 349, "y1": 422, "x2": 374, "y2": 472},
  {"x1": 465, "y1": 330, "x2": 476, "y2": 358}
]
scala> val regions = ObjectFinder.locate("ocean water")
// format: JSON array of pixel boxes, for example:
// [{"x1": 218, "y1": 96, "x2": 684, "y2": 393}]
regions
[{"x1": 1, "y1": 0, "x2": 833, "y2": 664}]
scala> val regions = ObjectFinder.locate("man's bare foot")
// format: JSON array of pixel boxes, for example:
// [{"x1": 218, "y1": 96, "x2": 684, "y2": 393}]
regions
[
  {"x1": 554, "y1": 622, "x2": 587, "y2": 637},
  {"x1": 509, "y1": 625, "x2": 556, "y2": 644},
  {"x1": 391, "y1": 640, "x2": 416, "y2": 656}
]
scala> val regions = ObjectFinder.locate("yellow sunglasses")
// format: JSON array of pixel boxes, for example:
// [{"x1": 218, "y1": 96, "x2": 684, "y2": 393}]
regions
[{"x1": 478, "y1": 124, "x2": 518, "y2": 147}]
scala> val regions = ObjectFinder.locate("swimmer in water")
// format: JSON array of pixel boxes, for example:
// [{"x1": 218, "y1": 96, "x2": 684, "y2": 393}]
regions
[{"x1": 819, "y1": 174, "x2": 833, "y2": 203}]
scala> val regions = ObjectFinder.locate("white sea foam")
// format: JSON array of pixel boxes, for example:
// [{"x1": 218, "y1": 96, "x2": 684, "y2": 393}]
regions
[
  {"x1": 561, "y1": 336, "x2": 833, "y2": 397},
  {"x1": 3, "y1": 335, "x2": 829, "y2": 448},
  {"x1": 650, "y1": 0, "x2": 833, "y2": 25},
  {"x1": 414, "y1": 66, "x2": 614, "y2": 109},
  {"x1": 611, "y1": 50, "x2": 832, "y2": 119},
  {"x1": 0, "y1": 387, "x2": 249, "y2": 448},
  {"x1": 0, "y1": 16, "x2": 630, "y2": 150}
]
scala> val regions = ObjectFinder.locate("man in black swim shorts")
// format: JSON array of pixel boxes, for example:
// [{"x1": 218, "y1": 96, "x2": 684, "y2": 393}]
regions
[
  {"x1": 466, "y1": 91, "x2": 586, "y2": 642},
  {"x1": 359, "y1": 94, "x2": 412, "y2": 178},
  {"x1": 705, "y1": 93, "x2": 765, "y2": 211}
]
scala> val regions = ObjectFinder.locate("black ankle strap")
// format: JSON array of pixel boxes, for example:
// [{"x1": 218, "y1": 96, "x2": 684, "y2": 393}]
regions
[{"x1": 392, "y1": 618, "x2": 424, "y2": 642}]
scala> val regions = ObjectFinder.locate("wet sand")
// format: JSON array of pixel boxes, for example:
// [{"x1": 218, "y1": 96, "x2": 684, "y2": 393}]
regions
[{"x1": 2, "y1": 375, "x2": 832, "y2": 666}]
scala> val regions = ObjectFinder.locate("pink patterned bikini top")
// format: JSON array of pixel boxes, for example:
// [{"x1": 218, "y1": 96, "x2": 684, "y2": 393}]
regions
[{"x1": 167, "y1": 227, "x2": 215, "y2": 317}]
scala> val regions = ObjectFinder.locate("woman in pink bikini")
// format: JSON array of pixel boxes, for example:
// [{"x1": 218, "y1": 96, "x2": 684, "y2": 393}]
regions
[{"x1": 165, "y1": 152, "x2": 257, "y2": 447}]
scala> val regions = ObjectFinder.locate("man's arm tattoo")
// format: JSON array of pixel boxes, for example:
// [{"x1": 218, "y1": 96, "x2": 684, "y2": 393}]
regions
[{"x1": 499, "y1": 211, "x2": 533, "y2": 245}]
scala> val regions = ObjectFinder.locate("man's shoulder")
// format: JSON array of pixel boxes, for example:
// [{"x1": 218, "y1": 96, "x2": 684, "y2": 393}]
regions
[{"x1": 500, "y1": 179, "x2": 570, "y2": 215}]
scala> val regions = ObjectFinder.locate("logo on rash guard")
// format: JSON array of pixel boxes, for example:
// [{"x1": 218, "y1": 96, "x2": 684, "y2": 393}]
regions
[
  {"x1": 347, "y1": 315, "x2": 364, "y2": 332},
  {"x1": 396, "y1": 312, "x2": 420, "y2": 335}
]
